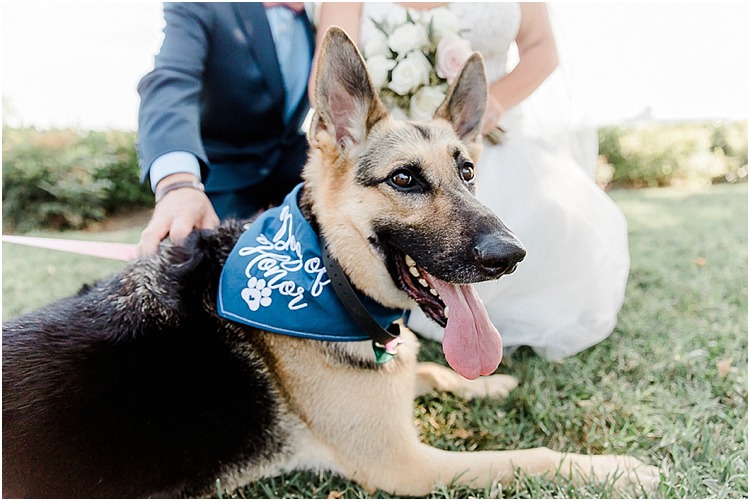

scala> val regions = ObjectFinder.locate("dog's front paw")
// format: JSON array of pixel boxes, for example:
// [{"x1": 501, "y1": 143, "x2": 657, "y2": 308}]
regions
[
  {"x1": 576, "y1": 453, "x2": 661, "y2": 496},
  {"x1": 458, "y1": 374, "x2": 519, "y2": 400},
  {"x1": 484, "y1": 374, "x2": 519, "y2": 399}
]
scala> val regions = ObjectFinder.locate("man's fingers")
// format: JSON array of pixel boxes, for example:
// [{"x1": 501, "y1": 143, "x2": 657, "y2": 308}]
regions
[
  {"x1": 138, "y1": 221, "x2": 169, "y2": 257},
  {"x1": 202, "y1": 210, "x2": 220, "y2": 230},
  {"x1": 138, "y1": 215, "x2": 194, "y2": 256},
  {"x1": 137, "y1": 190, "x2": 218, "y2": 256},
  {"x1": 168, "y1": 217, "x2": 195, "y2": 244}
]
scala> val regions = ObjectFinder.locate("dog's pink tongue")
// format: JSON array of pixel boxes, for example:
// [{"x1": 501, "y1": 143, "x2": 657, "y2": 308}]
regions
[{"x1": 431, "y1": 278, "x2": 502, "y2": 380}]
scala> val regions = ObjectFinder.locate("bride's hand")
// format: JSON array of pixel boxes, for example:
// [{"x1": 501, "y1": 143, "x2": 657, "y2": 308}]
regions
[
  {"x1": 482, "y1": 94, "x2": 505, "y2": 144},
  {"x1": 482, "y1": 94, "x2": 504, "y2": 136}
]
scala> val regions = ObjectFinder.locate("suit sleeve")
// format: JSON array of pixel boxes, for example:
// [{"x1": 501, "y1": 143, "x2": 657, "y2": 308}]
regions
[{"x1": 136, "y1": 2, "x2": 213, "y2": 184}]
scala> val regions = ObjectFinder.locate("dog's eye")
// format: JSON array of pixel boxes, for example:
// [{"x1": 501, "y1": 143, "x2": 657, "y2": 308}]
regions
[
  {"x1": 461, "y1": 163, "x2": 475, "y2": 182},
  {"x1": 389, "y1": 169, "x2": 417, "y2": 191}
]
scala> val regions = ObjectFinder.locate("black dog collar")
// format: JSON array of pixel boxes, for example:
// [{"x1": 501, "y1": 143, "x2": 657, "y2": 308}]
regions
[{"x1": 320, "y1": 236, "x2": 402, "y2": 348}]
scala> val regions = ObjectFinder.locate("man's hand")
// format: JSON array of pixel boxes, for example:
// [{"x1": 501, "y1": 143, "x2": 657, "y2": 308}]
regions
[{"x1": 137, "y1": 174, "x2": 220, "y2": 256}]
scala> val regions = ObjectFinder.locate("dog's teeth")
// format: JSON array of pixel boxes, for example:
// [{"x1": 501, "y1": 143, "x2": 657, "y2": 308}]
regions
[
  {"x1": 409, "y1": 266, "x2": 420, "y2": 278},
  {"x1": 444, "y1": 306, "x2": 450, "y2": 318},
  {"x1": 429, "y1": 288, "x2": 438, "y2": 296},
  {"x1": 405, "y1": 255, "x2": 416, "y2": 267},
  {"x1": 418, "y1": 278, "x2": 428, "y2": 288}
]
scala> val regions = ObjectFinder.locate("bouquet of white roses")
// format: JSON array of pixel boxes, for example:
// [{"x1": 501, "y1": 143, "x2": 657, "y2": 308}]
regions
[{"x1": 363, "y1": 7, "x2": 474, "y2": 122}]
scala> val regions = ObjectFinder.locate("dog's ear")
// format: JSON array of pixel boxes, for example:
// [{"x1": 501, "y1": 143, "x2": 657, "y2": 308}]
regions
[
  {"x1": 311, "y1": 26, "x2": 388, "y2": 150},
  {"x1": 434, "y1": 53, "x2": 488, "y2": 143}
]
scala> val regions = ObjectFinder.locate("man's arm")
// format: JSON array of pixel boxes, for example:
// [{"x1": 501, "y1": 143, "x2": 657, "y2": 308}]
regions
[{"x1": 136, "y1": 3, "x2": 219, "y2": 255}]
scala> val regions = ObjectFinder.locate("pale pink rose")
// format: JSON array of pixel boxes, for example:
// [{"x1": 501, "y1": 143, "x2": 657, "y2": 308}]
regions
[{"x1": 435, "y1": 35, "x2": 473, "y2": 84}]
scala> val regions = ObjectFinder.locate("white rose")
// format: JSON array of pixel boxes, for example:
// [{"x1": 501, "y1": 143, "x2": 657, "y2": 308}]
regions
[
  {"x1": 363, "y1": 31, "x2": 390, "y2": 59},
  {"x1": 389, "y1": 105, "x2": 410, "y2": 122},
  {"x1": 388, "y1": 10, "x2": 409, "y2": 26},
  {"x1": 405, "y1": 8, "x2": 425, "y2": 24},
  {"x1": 387, "y1": 51, "x2": 431, "y2": 96},
  {"x1": 387, "y1": 22, "x2": 429, "y2": 56},
  {"x1": 366, "y1": 55, "x2": 396, "y2": 90},
  {"x1": 409, "y1": 86, "x2": 447, "y2": 121},
  {"x1": 428, "y1": 7, "x2": 462, "y2": 40}
]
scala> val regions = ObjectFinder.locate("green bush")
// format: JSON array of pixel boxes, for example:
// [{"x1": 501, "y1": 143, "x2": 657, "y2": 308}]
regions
[
  {"x1": 598, "y1": 121, "x2": 748, "y2": 188},
  {"x1": 2, "y1": 127, "x2": 152, "y2": 232}
]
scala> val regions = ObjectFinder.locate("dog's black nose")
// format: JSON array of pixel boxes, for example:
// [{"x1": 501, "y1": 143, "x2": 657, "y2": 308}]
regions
[{"x1": 473, "y1": 233, "x2": 526, "y2": 276}]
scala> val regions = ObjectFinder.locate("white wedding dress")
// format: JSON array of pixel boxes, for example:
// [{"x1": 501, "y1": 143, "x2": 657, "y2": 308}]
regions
[{"x1": 360, "y1": 3, "x2": 631, "y2": 361}]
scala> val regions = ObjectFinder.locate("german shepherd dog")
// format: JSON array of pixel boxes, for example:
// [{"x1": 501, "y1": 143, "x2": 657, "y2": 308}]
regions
[{"x1": 2, "y1": 28, "x2": 658, "y2": 498}]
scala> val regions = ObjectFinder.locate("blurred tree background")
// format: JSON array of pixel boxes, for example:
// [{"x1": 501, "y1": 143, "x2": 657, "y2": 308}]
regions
[
  {"x1": 2, "y1": 127, "x2": 152, "y2": 232},
  {"x1": 1, "y1": 120, "x2": 747, "y2": 233}
]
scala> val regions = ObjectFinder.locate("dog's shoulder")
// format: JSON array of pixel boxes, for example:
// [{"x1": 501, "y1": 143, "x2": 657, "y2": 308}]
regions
[
  {"x1": 2, "y1": 221, "x2": 247, "y2": 355},
  {"x1": 112, "y1": 219, "x2": 247, "y2": 326}
]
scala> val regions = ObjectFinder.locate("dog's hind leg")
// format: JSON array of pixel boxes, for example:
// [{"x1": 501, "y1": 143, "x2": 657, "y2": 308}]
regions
[{"x1": 414, "y1": 361, "x2": 518, "y2": 400}]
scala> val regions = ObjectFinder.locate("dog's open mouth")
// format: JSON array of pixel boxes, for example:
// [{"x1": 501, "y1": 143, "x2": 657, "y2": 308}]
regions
[
  {"x1": 383, "y1": 242, "x2": 503, "y2": 380},
  {"x1": 386, "y1": 246, "x2": 448, "y2": 329}
]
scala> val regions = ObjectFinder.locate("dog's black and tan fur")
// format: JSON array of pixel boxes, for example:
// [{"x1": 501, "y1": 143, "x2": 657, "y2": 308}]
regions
[{"x1": 2, "y1": 28, "x2": 657, "y2": 498}]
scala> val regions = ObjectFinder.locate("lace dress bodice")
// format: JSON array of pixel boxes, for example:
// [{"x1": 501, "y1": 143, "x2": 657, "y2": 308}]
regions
[{"x1": 359, "y1": 2, "x2": 521, "y2": 83}]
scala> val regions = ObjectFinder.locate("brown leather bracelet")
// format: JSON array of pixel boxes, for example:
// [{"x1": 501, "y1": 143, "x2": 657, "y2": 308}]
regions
[{"x1": 154, "y1": 180, "x2": 205, "y2": 203}]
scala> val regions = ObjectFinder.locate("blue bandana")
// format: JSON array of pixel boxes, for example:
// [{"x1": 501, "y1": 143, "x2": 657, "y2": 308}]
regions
[{"x1": 218, "y1": 184, "x2": 403, "y2": 342}]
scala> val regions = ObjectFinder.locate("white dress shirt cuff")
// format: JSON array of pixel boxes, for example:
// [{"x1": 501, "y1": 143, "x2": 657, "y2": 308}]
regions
[{"x1": 149, "y1": 151, "x2": 202, "y2": 191}]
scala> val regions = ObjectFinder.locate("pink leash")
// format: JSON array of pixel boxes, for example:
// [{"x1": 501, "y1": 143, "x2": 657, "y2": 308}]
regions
[{"x1": 2, "y1": 235, "x2": 138, "y2": 262}]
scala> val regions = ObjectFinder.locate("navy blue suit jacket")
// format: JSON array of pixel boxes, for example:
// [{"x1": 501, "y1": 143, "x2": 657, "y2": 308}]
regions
[{"x1": 137, "y1": 2, "x2": 314, "y2": 193}]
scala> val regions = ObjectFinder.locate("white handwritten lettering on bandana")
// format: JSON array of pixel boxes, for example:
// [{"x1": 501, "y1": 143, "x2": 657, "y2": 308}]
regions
[{"x1": 218, "y1": 184, "x2": 403, "y2": 341}]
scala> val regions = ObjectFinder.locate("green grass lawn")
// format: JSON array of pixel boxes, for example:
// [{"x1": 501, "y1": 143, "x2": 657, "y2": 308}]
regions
[
  {"x1": 2, "y1": 223, "x2": 142, "y2": 320},
  {"x1": 2, "y1": 184, "x2": 747, "y2": 498}
]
